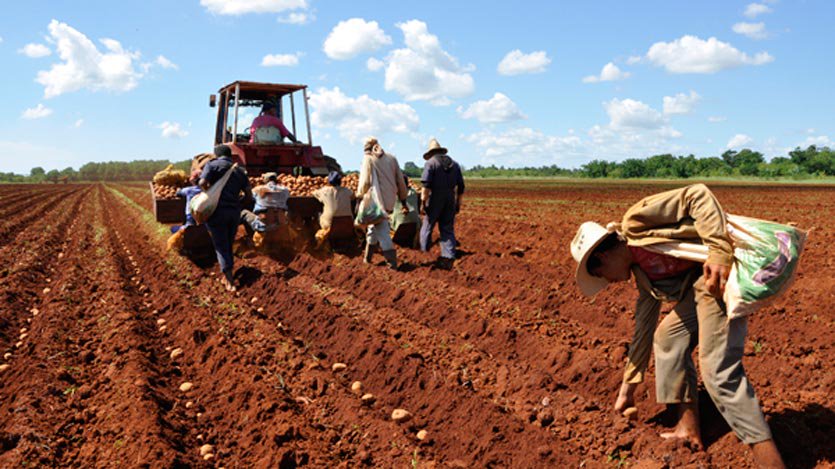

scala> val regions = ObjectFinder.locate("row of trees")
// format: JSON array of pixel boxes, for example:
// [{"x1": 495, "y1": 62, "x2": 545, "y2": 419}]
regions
[
  {"x1": 0, "y1": 159, "x2": 191, "y2": 183},
  {"x1": 2, "y1": 145, "x2": 832, "y2": 183},
  {"x1": 464, "y1": 146, "x2": 835, "y2": 179}
]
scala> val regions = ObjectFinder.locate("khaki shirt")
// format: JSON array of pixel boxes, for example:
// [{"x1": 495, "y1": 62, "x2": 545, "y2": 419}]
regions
[
  {"x1": 357, "y1": 152, "x2": 408, "y2": 213},
  {"x1": 313, "y1": 186, "x2": 353, "y2": 229},
  {"x1": 620, "y1": 184, "x2": 732, "y2": 384}
]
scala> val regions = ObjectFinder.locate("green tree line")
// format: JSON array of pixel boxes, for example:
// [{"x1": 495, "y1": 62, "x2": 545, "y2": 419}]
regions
[
  {"x1": 464, "y1": 145, "x2": 835, "y2": 179},
  {"x1": 0, "y1": 159, "x2": 191, "y2": 183},
  {"x1": 2, "y1": 145, "x2": 833, "y2": 183}
]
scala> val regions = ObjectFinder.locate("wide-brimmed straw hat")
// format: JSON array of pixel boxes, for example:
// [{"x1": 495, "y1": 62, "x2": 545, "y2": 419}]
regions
[
  {"x1": 423, "y1": 138, "x2": 448, "y2": 160},
  {"x1": 570, "y1": 222, "x2": 615, "y2": 297}
]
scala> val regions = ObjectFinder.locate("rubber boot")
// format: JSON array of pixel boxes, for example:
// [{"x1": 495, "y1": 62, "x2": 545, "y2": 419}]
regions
[
  {"x1": 381, "y1": 250, "x2": 398, "y2": 270},
  {"x1": 363, "y1": 244, "x2": 375, "y2": 264}
]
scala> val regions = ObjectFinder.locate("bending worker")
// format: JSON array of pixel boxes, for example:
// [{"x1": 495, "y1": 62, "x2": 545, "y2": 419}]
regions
[{"x1": 570, "y1": 184, "x2": 784, "y2": 469}]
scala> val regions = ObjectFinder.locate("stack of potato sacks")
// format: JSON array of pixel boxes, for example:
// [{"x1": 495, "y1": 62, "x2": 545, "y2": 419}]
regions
[{"x1": 152, "y1": 165, "x2": 188, "y2": 200}]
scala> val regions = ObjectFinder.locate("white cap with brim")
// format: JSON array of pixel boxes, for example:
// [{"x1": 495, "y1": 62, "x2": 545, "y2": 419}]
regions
[{"x1": 570, "y1": 221, "x2": 615, "y2": 297}]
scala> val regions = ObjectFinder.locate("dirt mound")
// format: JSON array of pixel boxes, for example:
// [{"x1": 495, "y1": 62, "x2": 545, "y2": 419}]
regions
[{"x1": 1, "y1": 181, "x2": 832, "y2": 467}]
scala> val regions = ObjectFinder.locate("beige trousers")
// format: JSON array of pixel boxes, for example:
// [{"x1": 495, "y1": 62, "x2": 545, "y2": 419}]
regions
[{"x1": 653, "y1": 276, "x2": 772, "y2": 444}]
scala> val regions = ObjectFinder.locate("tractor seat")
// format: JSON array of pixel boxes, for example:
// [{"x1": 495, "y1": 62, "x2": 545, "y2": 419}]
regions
[{"x1": 253, "y1": 126, "x2": 283, "y2": 144}]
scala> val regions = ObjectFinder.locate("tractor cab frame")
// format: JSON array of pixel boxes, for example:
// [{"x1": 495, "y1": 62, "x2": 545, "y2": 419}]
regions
[{"x1": 210, "y1": 81, "x2": 329, "y2": 177}]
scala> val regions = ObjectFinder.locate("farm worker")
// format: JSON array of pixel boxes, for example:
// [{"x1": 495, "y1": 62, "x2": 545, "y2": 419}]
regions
[
  {"x1": 570, "y1": 184, "x2": 784, "y2": 469},
  {"x1": 249, "y1": 101, "x2": 299, "y2": 144},
  {"x1": 241, "y1": 172, "x2": 290, "y2": 235},
  {"x1": 390, "y1": 175, "x2": 421, "y2": 247},
  {"x1": 391, "y1": 175, "x2": 420, "y2": 232},
  {"x1": 166, "y1": 171, "x2": 202, "y2": 251},
  {"x1": 419, "y1": 138, "x2": 465, "y2": 270},
  {"x1": 176, "y1": 170, "x2": 203, "y2": 227},
  {"x1": 357, "y1": 137, "x2": 409, "y2": 269},
  {"x1": 312, "y1": 171, "x2": 354, "y2": 244},
  {"x1": 200, "y1": 144, "x2": 253, "y2": 292}
]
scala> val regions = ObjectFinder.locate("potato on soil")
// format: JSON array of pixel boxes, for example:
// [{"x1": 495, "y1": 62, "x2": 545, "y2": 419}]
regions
[
  {"x1": 391, "y1": 409, "x2": 412, "y2": 423},
  {"x1": 179, "y1": 382, "x2": 194, "y2": 392}
]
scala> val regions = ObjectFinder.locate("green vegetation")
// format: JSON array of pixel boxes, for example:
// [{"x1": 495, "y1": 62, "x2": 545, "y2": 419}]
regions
[
  {"x1": 463, "y1": 145, "x2": 835, "y2": 180},
  {"x1": 0, "y1": 159, "x2": 190, "y2": 183},
  {"x1": 3, "y1": 145, "x2": 834, "y2": 183}
]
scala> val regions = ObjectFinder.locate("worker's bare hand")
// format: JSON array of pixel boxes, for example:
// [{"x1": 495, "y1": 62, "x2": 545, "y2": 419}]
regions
[
  {"x1": 703, "y1": 263, "x2": 730, "y2": 298},
  {"x1": 401, "y1": 205, "x2": 410, "y2": 215}
]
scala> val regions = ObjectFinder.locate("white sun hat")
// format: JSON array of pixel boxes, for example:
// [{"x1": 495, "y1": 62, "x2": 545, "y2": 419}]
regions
[{"x1": 570, "y1": 221, "x2": 616, "y2": 297}]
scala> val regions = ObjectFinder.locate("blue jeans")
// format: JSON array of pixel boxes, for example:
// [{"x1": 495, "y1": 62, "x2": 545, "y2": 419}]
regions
[
  {"x1": 206, "y1": 207, "x2": 239, "y2": 273},
  {"x1": 420, "y1": 198, "x2": 456, "y2": 259}
]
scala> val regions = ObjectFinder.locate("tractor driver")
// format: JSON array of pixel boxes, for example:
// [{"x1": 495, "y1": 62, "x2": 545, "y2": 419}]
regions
[{"x1": 250, "y1": 101, "x2": 299, "y2": 144}]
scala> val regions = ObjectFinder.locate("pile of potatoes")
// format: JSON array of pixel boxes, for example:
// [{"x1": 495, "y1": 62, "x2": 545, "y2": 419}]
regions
[
  {"x1": 152, "y1": 183, "x2": 182, "y2": 200},
  {"x1": 248, "y1": 173, "x2": 363, "y2": 197}
]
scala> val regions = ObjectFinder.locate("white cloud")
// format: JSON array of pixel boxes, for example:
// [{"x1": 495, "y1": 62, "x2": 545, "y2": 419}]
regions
[
  {"x1": 708, "y1": 116, "x2": 727, "y2": 123},
  {"x1": 21, "y1": 104, "x2": 53, "y2": 119},
  {"x1": 733, "y1": 22, "x2": 768, "y2": 40},
  {"x1": 596, "y1": 99, "x2": 683, "y2": 154},
  {"x1": 800, "y1": 135, "x2": 832, "y2": 147},
  {"x1": 18, "y1": 43, "x2": 51, "y2": 58},
  {"x1": 382, "y1": 20, "x2": 475, "y2": 105},
  {"x1": 497, "y1": 50, "x2": 551, "y2": 76},
  {"x1": 744, "y1": 3, "x2": 773, "y2": 18},
  {"x1": 158, "y1": 121, "x2": 189, "y2": 139},
  {"x1": 605, "y1": 98, "x2": 665, "y2": 130},
  {"x1": 200, "y1": 0, "x2": 307, "y2": 15},
  {"x1": 74, "y1": 118, "x2": 84, "y2": 128},
  {"x1": 457, "y1": 93, "x2": 526, "y2": 124},
  {"x1": 277, "y1": 11, "x2": 313, "y2": 24},
  {"x1": 261, "y1": 52, "x2": 301, "y2": 66},
  {"x1": 582, "y1": 62, "x2": 630, "y2": 83},
  {"x1": 155, "y1": 55, "x2": 178, "y2": 69},
  {"x1": 626, "y1": 55, "x2": 642, "y2": 65},
  {"x1": 36, "y1": 20, "x2": 144, "y2": 98},
  {"x1": 464, "y1": 127, "x2": 583, "y2": 165},
  {"x1": 663, "y1": 90, "x2": 701, "y2": 115},
  {"x1": 308, "y1": 87, "x2": 419, "y2": 143},
  {"x1": 645, "y1": 35, "x2": 773, "y2": 74},
  {"x1": 366, "y1": 57, "x2": 384, "y2": 72},
  {"x1": 727, "y1": 133, "x2": 753, "y2": 149},
  {"x1": 322, "y1": 18, "x2": 391, "y2": 60}
]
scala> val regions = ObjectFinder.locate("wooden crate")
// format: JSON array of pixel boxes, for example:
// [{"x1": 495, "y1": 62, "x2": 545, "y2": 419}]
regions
[{"x1": 150, "y1": 182, "x2": 186, "y2": 224}]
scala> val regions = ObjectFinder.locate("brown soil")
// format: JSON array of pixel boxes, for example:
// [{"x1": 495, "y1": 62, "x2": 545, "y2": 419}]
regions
[{"x1": 1, "y1": 181, "x2": 832, "y2": 468}]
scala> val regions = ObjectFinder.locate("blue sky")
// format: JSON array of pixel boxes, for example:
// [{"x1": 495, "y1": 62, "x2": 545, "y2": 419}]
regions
[{"x1": 1, "y1": 0, "x2": 833, "y2": 174}]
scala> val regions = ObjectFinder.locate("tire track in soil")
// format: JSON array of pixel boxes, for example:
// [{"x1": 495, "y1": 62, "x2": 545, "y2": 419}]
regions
[
  {"x1": 227, "y1": 256, "x2": 582, "y2": 467},
  {"x1": 281, "y1": 254, "x2": 647, "y2": 462},
  {"x1": 0, "y1": 186, "x2": 83, "y2": 249},
  {"x1": 54, "y1": 184, "x2": 200, "y2": 467},
  {"x1": 0, "y1": 188, "x2": 59, "y2": 219},
  {"x1": 0, "y1": 186, "x2": 89, "y2": 466},
  {"x1": 104, "y1": 184, "x2": 467, "y2": 467},
  {"x1": 103, "y1": 184, "x2": 581, "y2": 467},
  {"x1": 0, "y1": 186, "x2": 88, "y2": 335}
]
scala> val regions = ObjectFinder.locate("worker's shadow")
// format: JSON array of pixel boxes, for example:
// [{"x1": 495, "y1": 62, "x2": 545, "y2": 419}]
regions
[
  {"x1": 234, "y1": 266, "x2": 263, "y2": 288},
  {"x1": 649, "y1": 391, "x2": 835, "y2": 468},
  {"x1": 768, "y1": 403, "x2": 835, "y2": 469}
]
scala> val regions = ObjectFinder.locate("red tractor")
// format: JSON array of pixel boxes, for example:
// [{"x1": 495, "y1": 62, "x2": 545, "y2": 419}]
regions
[
  {"x1": 150, "y1": 81, "x2": 351, "y2": 262},
  {"x1": 209, "y1": 81, "x2": 341, "y2": 177}
]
